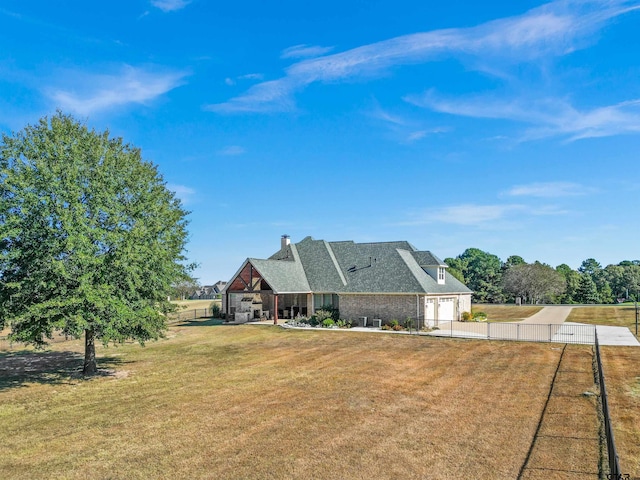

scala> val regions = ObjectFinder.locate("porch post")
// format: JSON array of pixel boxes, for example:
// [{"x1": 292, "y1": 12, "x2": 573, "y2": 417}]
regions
[{"x1": 274, "y1": 294, "x2": 279, "y2": 325}]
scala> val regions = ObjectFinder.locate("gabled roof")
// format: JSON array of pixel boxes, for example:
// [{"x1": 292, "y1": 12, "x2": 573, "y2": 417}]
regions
[
  {"x1": 227, "y1": 236, "x2": 471, "y2": 295},
  {"x1": 250, "y1": 243, "x2": 310, "y2": 293}
]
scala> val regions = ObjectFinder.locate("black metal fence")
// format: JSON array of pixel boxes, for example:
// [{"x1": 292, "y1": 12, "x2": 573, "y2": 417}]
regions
[
  {"x1": 167, "y1": 308, "x2": 214, "y2": 323},
  {"x1": 430, "y1": 321, "x2": 596, "y2": 345},
  {"x1": 594, "y1": 329, "x2": 621, "y2": 477}
]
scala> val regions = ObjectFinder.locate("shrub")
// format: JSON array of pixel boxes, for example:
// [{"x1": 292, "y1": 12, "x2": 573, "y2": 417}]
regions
[
  {"x1": 390, "y1": 319, "x2": 404, "y2": 331},
  {"x1": 322, "y1": 318, "x2": 335, "y2": 328},
  {"x1": 473, "y1": 311, "x2": 487, "y2": 322},
  {"x1": 461, "y1": 311, "x2": 472, "y2": 322},
  {"x1": 315, "y1": 309, "x2": 333, "y2": 322},
  {"x1": 210, "y1": 302, "x2": 221, "y2": 318},
  {"x1": 319, "y1": 305, "x2": 340, "y2": 321}
]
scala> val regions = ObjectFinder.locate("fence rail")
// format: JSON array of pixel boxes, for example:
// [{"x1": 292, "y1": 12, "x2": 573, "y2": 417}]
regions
[
  {"x1": 431, "y1": 321, "x2": 596, "y2": 345},
  {"x1": 594, "y1": 329, "x2": 621, "y2": 477},
  {"x1": 0, "y1": 308, "x2": 215, "y2": 350},
  {"x1": 167, "y1": 308, "x2": 214, "y2": 323}
]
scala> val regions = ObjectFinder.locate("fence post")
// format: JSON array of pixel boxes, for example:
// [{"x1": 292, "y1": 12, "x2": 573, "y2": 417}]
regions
[
  {"x1": 548, "y1": 324, "x2": 552, "y2": 342},
  {"x1": 487, "y1": 322, "x2": 491, "y2": 340},
  {"x1": 517, "y1": 323, "x2": 520, "y2": 341}
]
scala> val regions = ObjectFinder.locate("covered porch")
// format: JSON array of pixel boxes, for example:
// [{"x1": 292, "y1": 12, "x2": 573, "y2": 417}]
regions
[{"x1": 222, "y1": 261, "x2": 312, "y2": 323}]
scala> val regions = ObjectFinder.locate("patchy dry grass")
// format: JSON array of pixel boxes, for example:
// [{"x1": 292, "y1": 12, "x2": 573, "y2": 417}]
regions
[
  {"x1": 472, "y1": 304, "x2": 544, "y2": 322},
  {"x1": 601, "y1": 346, "x2": 640, "y2": 478},
  {"x1": 0, "y1": 323, "x2": 607, "y2": 479},
  {"x1": 172, "y1": 299, "x2": 219, "y2": 310},
  {"x1": 520, "y1": 345, "x2": 601, "y2": 479},
  {"x1": 568, "y1": 306, "x2": 639, "y2": 338}
]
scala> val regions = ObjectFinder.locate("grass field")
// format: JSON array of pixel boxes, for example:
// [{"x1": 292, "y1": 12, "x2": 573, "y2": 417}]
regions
[
  {"x1": 172, "y1": 299, "x2": 219, "y2": 310},
  {"x1": 472, "y1": 304, "x2": 544, "y2": 322},
  {"x1": 601, "y1": 346, "x2": 640, "y2": 477},
  {"x1": 0, "y1": 321, "x2": 609, "y2": 479},
  {"x1": 567, "y1": 305, "x2": 639, "y2": 338}
]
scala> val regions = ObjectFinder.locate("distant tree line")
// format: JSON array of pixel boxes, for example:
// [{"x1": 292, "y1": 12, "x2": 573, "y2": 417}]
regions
[{"x1": 445, "y1": 248, "x2": 640, "y2": 304}]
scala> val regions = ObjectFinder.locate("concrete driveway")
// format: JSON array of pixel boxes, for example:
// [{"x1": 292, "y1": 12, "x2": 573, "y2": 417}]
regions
[
  {"x1": 430, "y1": 306, "x2": 640, "y2": 346},
  {"x1": 519, "y1": 305, "x2": 572, "y2": 324}
]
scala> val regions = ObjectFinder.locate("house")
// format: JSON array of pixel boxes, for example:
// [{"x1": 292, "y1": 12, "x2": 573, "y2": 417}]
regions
[
  {"x1": 221, "y1": 235, "x2": 472, "y2": 326},
  {"x1": 189, "y1": 281, "x2": 228, "y2": 300}
]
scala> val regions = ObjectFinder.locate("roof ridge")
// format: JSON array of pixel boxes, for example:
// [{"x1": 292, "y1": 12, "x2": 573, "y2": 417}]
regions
[{"x1": 323, "y1": 240, "x2": 347, "y2": 287}]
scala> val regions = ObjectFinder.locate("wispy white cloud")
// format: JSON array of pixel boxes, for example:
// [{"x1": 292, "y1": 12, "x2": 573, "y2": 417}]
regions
[
  {"x1": 46, "y1": 65, "x2": 188, "y2": 115},
  {"x1": 207, "y1": 0, "x2": 640, "y2": 115},
  {"x1": 219, "y1": 145, "x2": 246, "y2": 156},
  {"x1": 529, "y1": 205, "x2": 570, "y2": 215},
  {"x1": 238, "y1": 73, "x2": 264, "y2": 81},
  {"x1": 280, "y1": 44, "x2": 335, "y2": 59},
  {"x1": 505, "y1": 181, "x2": 595, "y2": 197},
  {"x1": 430, "y1": 204, "x2": 527, "y2": 226},
  {"x1": 399, "y1": 201, "x2": 568, "y2": 227},
  {"x1": 206, "y1": 78, "x2": 298, "y2": 113},
  {"x1": 224, "y1": 73, "x2": 264, "y2": 87},
  {"x1": 151, "y1": 0, "x2": 191, "y2": 12},
  {"x1": 369, "y1": 102, "x2": 449, "y2": 143},
  {"x1": 405, "y1": 91, "x2": 640, "y2": 141},
  {"x1": 396, "y1": 204, "x2": 523, "y2": 227},
  {"x1": 167, "y1": 184, "x2": 196, "y2": 205}
]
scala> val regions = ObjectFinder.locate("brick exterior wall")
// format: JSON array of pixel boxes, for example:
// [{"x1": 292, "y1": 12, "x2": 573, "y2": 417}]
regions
[
  {"x1": 339, "y1": 294, "x2": 420, "y2": 323},
  {"x1": 339, "y1": 293, "x2": 472, "y2": 325}
]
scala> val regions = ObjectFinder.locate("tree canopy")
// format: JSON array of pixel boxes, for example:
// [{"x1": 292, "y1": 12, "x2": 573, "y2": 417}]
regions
[
  {"x1": 0, "y1": 113, "x2": 192, "y2": 375},
  {"x1": 445, "y1": 248, "x2": 504, "y2": 303},
  {"x1": 503, "y1": 262, "x2": 566, "y2": 304}
]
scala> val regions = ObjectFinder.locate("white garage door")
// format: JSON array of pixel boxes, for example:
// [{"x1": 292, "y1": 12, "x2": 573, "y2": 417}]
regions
[{"x1": 438, "y1": 297, "x2": 455, "y2": 322}]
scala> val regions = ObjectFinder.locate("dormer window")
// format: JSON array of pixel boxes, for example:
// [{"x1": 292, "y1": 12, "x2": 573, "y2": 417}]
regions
[{"x1": 438, "y1": 267, "x2": 445, "y2": 284}]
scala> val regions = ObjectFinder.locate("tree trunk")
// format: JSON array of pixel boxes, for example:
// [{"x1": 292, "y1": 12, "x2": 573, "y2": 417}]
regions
[{"x1": 83, "y1": 328, "x2": 97, "y2": 376}]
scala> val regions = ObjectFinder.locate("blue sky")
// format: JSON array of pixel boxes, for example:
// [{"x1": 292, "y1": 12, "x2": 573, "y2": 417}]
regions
[{"x1": 2, "y1": 0, "x2": 640, "y2": 284}]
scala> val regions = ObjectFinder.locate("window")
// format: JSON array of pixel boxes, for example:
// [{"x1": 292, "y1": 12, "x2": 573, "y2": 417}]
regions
[
  {"x1": 314, "y1": 293, "x2": 338, "y2": 311},
  {"x1": 438, "y1": 267, "x2": 445, "y2": 282}
]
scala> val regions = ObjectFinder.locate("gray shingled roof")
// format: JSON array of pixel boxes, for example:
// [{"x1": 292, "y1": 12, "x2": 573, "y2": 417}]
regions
[{"x1": 233, "y1": 236, "x2": 471, "y2": 295}]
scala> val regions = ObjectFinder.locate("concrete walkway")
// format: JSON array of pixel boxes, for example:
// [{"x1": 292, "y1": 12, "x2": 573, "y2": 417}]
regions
[
  {"x1": 595, "y1": 324, "x2": 640, "y2": 346},
  {"x1": 428, "y1": 306, "x2": 640, "y2": 347}
]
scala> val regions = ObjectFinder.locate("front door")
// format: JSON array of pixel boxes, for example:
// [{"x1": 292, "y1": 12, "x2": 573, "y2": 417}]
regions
[{"x1": 425, "y1": 298, "x2": 435, "y2": 327}]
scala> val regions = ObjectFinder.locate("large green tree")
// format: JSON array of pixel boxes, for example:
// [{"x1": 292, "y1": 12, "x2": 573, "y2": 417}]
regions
[
  {"x1": 503, "y1": 262, "x2": 566, "y2": 304},
  {"x1": 0, "y1": 113, "x2": 192, "y2": 375},
  {"x1": 446, "y1": 248, "x2": 504, "y2": 303},
  {"x1": 556, "y1": 264, "x2": 581, "y2": 303},
  {"x1": 575, "y1": 274, "x2": 599, "y2": 304},
  {"x1": 578, "y1": 258, "x2": 614, "y2": 303}
]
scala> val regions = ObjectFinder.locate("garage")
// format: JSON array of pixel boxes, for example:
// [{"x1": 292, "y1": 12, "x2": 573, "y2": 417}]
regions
[{"x1": 438, "y1": 297, "x2": 455, "y2": 322}]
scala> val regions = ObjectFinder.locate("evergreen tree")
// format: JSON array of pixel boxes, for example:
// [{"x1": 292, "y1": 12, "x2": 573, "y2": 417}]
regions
[{"x1": 576, "y1": 274, "x2": 599, "y2": 304}]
